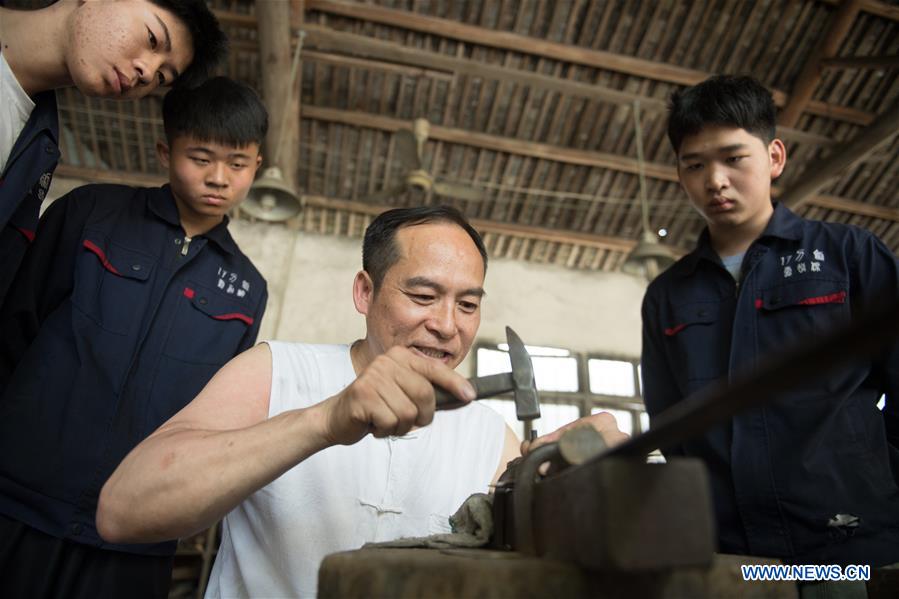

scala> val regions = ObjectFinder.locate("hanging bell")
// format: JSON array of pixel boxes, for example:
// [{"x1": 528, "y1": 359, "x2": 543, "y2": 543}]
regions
[{"x1": 241, "y1": 166, "x2": 302, "y2": 222}]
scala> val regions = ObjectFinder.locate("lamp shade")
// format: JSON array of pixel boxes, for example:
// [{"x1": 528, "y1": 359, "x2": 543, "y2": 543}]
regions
[
  {"x1": 621, "y1": 230, "x2": 677, "y2": 281},
  {"x1": 241, "y1": 166, "x2": 302, "y2": 222}
]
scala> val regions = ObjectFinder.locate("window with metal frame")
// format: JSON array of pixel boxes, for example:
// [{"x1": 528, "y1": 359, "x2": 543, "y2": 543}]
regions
[{"x1": 474, "y1": 343, "x2": 648, "y2": 441}]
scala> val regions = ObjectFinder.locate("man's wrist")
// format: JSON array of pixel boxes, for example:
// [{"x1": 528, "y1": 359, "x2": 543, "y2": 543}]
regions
[{"x1": 296, "y1": 399, "x2": 339, "y2": 451}]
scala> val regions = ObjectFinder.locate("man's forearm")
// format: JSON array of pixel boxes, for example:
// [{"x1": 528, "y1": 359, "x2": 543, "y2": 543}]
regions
[{"x1": 97, "y1": 404, "x2": 332, "y2": 544}]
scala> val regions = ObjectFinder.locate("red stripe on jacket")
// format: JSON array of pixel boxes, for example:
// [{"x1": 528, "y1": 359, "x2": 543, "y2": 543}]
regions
[
  {"x1": 664, "y1": 323, "x2": 687, "y2": 336},
  {"x1": 798, "y1": 291, "x2": 847, "y2": 306},
  {"x1": 82, "y1": 240, "x2": 120, "y2": 275},
  {"x1": 212, "y1": 313, "x2": 254, "y2": 326},
  {"x1": 15, "y1": 227, "x2": 35, "y2": 243}
]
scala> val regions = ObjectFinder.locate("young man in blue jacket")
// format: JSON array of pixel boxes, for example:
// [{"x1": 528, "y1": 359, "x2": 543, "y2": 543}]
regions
[
  {"x1": 0, "y1": 77, "x2": 268, "y2": 599},
  {"x1": 641, "y1": 75, "x2": 899, "y2": 594},
  {"x1": 0, "y1": 0, "x2": 227, "y2": 308}
]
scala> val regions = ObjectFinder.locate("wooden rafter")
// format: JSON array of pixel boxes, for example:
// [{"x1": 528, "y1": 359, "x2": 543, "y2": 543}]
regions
[
  {"x1": 257, "y1": 1, "x2": 302, "y2": 187},
  {"x1": 820, "y1": 0, "x2": 899, "y2": 21},
  {"x1": 779, "y1": 101, "x2": 899, "y2": 210},
  {"x1": 809, "y1": 195, "x2": 899, "y2": 221},
  {"x1": 779, "y1": 0, "x2": 864, "y2": 128},
  {"x1": 299, "y1": 25, "x2": 832, "y2": 147},
  {"x1": 301, "y1": 105, "x2": 680, "y2": 181},
  {"x1": 300, "y1": 105, "x2": 899, "y2": 223},
  {"x1": 301, "y1": 195, "x2": 643, "y2": 254},
  {"x1": 821, "y1": 54, "x2": 899, "y2": 70},
  {"x1": 53, "y1": 115, "x2": 898, "y2": 226},
  {"x1": 302, "y1": 0, "x2": 875, "y2": 127},
  {"x1": 302, "y1": 25, "x2": 668, "y2": 112}
]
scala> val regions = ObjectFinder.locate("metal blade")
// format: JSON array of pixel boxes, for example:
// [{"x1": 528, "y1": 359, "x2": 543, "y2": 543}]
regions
[
  {"x1": 432, "y1": 180, "x2": 489, "y2": 202},
  {"x1": 506, "y1": 326, "x2": 540, "y2": 421},
  {"x1": 394, "y1": 129, "x2": 421, "y2": 172}
]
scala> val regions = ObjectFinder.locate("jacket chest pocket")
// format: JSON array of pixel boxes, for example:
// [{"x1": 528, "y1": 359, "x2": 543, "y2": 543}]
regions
[
  {"x1": 72, "y1": 235, "x2": 155, "y2": 335},
  {"x1": 755, "y1": 279, "x2": 850, "y2": 348},
  {"x1": 162, "y1": 281, "x2": 254, "y2": 365},
  {"x1": 664, "y1": 302, "x2": 730, "y2": 390}
]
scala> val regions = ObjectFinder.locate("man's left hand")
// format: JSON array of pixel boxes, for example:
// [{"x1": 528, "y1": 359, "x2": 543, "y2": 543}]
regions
[{"x1": 521, "y1": 411, "x2": 629, "y2": 455}]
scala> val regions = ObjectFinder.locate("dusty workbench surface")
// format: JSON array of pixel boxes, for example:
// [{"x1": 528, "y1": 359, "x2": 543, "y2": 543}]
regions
[{"x1": 318, "y1": 548, "x2": 798, "y2": 598}]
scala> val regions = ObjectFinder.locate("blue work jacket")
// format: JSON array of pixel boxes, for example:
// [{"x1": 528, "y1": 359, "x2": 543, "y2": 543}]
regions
[
  {"x1": 641, "y1": 203, "x2": 899, "y2": 566},
  {"x1": 0, "y1": 91, "x2": 60, "y2": 307},
  {"x1": 0, "y1": 184, "x2": 267, "y2": 555}
]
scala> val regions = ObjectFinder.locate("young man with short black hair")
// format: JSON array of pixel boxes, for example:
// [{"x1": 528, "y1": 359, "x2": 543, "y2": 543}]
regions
[
  {"x1": 0, "y1": 0, "x2": 227, "y2": 307},
  {"x1": 0, "y1": 77, "x2": 267, "y2": 598},
  {"x1": 641, "y1": 75, "x2": 899, "y2": 584}
]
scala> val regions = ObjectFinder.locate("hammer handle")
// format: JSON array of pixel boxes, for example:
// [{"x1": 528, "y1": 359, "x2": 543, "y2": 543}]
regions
[{"x1": 434, "y1": 372, "x2": 515, "y2": 410}]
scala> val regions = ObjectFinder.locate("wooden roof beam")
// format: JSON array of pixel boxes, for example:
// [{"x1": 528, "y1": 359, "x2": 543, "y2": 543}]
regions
[
  {"x1": 301, "y1": 105, "x2": 680, "y2": 181},
  {"x1": 779, "y1": 101, "x2": 899, "y2": 209},
  {"x1": 779, "y1": 0, "x2": 864, "y2": 128},
  {"x1": 302, "y1": 25, "x2": 670, "y2": 114},
  {"x1": 300, "y1": 195, "x2": 642, "y2": 254},
  {"x1": 821, "y1": 54, "x2": 899, "y2": 70},
  {"x1": 806, "y1": 194, "x2": 899, "y2": 221},
  {"x1": 256, "y1": 1, "x2": 302, "y2": 188},
  {"x1": 302, "y1": 25, "x2": 832, "y2": 147},
  {"x1": 820, "y1": 0, "x2": 899, "y2": 22},
  {"x1": 303, "y1": 105, "x2": 899, "y2": 222},
  {"x1": 304, "y1": 0, "x2": 874, "y2": 127}
]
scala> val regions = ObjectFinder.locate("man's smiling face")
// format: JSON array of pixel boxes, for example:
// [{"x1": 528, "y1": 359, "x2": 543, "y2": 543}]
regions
[{"x1": 356, "y1": 221, "x2": 486, "y2": 369}]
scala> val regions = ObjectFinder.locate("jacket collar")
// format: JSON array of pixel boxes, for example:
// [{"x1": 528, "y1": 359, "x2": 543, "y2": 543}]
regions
[
  {"x1": 681, "y1": 203, "x2": 803, "y2": 275},
  {"x1": 758, "y1": 202, "x2": 804, "y2": 242},
  {"x1": 2, "y1": 92, "x2": 59, "y2": 178},
  {"x1": 147, "y1": 185, "x2": 237, "y2": 256},
  {"x1": 26, "y1": 92, "x2": 59, "y2": 140}
]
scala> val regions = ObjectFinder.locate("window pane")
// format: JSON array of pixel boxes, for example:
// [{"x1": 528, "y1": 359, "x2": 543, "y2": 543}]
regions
[
  {"x1": 532, "y1": 356, "x2": 579, "y2": 392},
  {"x1": 477, "y1": 348, "x2": 511, "y2": 376},
  {"x1": 532, "y1": 403, "x2": 581, "y2": 437},
  {"x1": 640, "y1": 412, "x2": 650, "y2": 433},
  {"x1": 481, "y1": 399, "x2": 524, "y2": 439},
  {"x1": 497, "y1": 343, "x2": 570, "y2": 357},
  {"x1": 477, "y1": 348, "x2": 578, "y2": 393},
  {"x1": 591, "y1": 407, "x2": 634, "y2": 436},
  {"x1": 588, "y1": 359, "x2": 636, "y2": 396}
]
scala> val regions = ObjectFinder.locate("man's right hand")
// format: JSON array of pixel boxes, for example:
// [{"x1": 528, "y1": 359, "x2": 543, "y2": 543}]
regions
[{"x1": 317, "y1": 346, "x2": 476, "y2": 446}]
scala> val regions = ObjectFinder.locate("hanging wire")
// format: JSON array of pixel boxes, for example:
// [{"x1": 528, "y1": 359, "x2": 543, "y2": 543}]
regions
[{"x1": 632, "y1": 99, "x2": 652, "y2": 236}]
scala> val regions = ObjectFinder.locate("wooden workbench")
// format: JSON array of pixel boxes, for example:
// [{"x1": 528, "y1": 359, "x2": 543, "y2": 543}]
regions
[{"x1": 319, "y1": 548, "x2": 799, "y2": 598}]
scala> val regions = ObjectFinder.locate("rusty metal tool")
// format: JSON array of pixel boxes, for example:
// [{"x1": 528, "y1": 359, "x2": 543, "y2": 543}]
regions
[{"x1": 434, "y1": 326, "x2": 540, "y2": 423}]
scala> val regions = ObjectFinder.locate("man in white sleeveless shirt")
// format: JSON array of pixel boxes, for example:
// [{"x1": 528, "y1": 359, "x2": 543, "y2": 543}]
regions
[{"x1": 97, "y1": 206, "x2": 627, "y2": 598}]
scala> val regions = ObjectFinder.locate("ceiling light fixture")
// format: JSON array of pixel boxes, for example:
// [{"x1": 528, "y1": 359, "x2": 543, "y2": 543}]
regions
[{"x1": 621, "y1": 100, "x2": 677, "y2": 281}]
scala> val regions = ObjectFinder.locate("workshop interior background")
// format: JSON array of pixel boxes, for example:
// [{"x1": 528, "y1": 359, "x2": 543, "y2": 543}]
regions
[{"x1": 11, "y1": 0, "x2": 898, "y2": 596}]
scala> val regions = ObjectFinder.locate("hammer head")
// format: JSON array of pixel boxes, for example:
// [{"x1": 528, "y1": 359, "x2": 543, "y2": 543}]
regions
[{"x1": 505, "y1": 326, "x2": 540, "y2": 422}]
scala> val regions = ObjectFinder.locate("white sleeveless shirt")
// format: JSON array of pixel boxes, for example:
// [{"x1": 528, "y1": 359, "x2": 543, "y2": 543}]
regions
[
  {"x1": 0, "y1": 49, "x2": 35, "y2": 174},
  {"x1": 206, "y1": 342, "x2": 505, "y2": 598}
]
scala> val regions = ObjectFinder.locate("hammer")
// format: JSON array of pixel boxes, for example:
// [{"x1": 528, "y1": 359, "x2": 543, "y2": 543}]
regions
[{"x1": 434, "y1": 326, "x2": 541, "y2": 426}]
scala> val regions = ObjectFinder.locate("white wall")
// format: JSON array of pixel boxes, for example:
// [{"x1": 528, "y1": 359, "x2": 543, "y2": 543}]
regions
[{"x1": 229, "y1": 220, "x2": 648, "y2": 377}]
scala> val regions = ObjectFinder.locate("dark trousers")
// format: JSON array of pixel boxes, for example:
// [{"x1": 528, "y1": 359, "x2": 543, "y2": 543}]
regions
[{"x1": 0, "y1": 514, "x2": 173, "y2": 599}]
